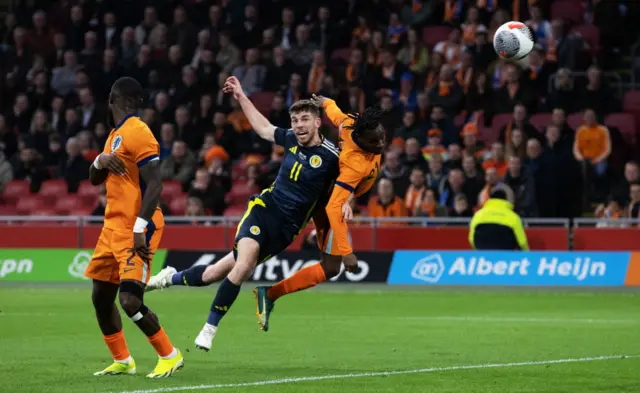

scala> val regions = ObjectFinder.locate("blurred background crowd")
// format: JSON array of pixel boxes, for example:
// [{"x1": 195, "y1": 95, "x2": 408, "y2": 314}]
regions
[{"x1": 1, "y1": 0, "x2": 640, "y2": 223}]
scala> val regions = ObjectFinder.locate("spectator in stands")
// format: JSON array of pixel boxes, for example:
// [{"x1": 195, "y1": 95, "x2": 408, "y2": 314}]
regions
[
  {"x1": 172, "y1": 66, "x2": 201, "y2": 107},
  {"x1": 191, "y1": 29, "x2": 213, "y2": 69},
  {"x1": 482, "y1": 142, "x2": 507, "y2": 178},
  {"x1": 494, "y1": 64, "x2": 535, "y2": 113},
  {"x1": 550, "y1": 107, "x2": 575, "y2": 144},
  {"x1": 439, "y1": 168, "x2": 469, "y2": 211},
  {"x1": 185, "y1": 197, "x2": 206, "y2": 217},
  {"x1": 12, "y1": 144, "x2": 49, "y2": 192},
  {"x1": 306, "y1": 50, "x2": 327, "y2": 95},
  {"x1": 429, "y1": 64, "x2": 464, "y2": 118},
  {"x1": 525, "y1": 138, "x2": 555, "y2": 218},
  {"x1": 30, "y1": 109, "x2": 52, "y2": 155},
  {"x1": 367, "y1": 30, "x2": 384, "y2": 66},
  {"x1": 525, "y1": 5, "x2": 552, "y2": 50},
  {"x1": 0, "y1": 151, "x2": 13, "y2": 192},
  {"x1": 259, "y1": 28, "x2": 277, "y2": 63},
  {"x1": 264, "y1": 46, "x2": 294, "y2": 93},
  {"x1": 175, "y1": 106, "x2": 203, "y2": 152},
  {"x1": 161, "y1": 140, "x2": 197, "y2": 190},
  {"x1": 499, "y1": 104, "x2": 541, "y2": 145},
  {"x1": 574, "y1": 108, "x2": 611, "y2": 178},
  {"x1": 76, "y1": 131, "x2": 99, "y2": 162},
  {"x1": 311, "y1": 6, "x2": 336, "y2": 51},
  {"x1": 188, "y1": 168, "x2": 226, "y2": 215},
  {"x1": 405, "y1": 166, "x2": 427, "y2": 216},
  {"x1": 433, "y1": 29, "x2": 462, "y2": 68},
  {"x1": 392, "y1": 72, "x2": 418, "y2": 112},
  {"x1": 0, "y1": 116, "x2": 17, "y2": 161},
  {"x1": 381, "y1": 150, "x2": 410, "y2": 197},
  {"x1": 426, "y1": 105, "x2": 456, "y2": 147},
  {"x1": 504, "y1": 155, "x2": 537, "y2": 217},
  {"x1": 478, "y1": 167, "x2": 502, "y2": 207},
  {"x1": 216, "y1": 31, "x2": 241, "y2": 74},
  {"x1": 8, "y1": 94, "x2": 31, "y2": 135},
  {"x1": 232, "y1": 48, "x2": 266, "y2": 96},
  {"x1": 367, "y1": 178, "x2": 408, "y2": 222},
  {"x1": 594, "y1": 196, "x2": 626, "y2": 228},
  {"x1": 460, "y1": 123, "x2": 486, "y2": 159},
  {"x1": 422, "y1": 129, "x2": 446, "y2": 161},
  {"x1": 135, "y1": 6, "x2": 159, "y2": 46},
  {"x1": 465, "y1": 72, "x2": 492, "y2": 118},
  {"x1": 523, "y1": 45, "x2": 556, "y2": 101},
  {"x1": 394, "y1": 110, "x2": 422, "y2": 144},
  {"x1": 396, "y1": 28, "x2": 429, "y2": 74},
  {"x1": 505, "y1": 128, "x2": 527, "y2": 160},
  {"x1": 51, "y1": 51, "x2": 79, "y2": 97},
  {"x1": 289, "y1": 24, "x2": 317, "y2": 66},
  {"x1": 461, "y1": 6, "x2": 485, "y2": 46},
  {"x1": 467, "y1": 26, "x2": 494, "y2": 72},
  {"x1": 426, "y1": 152, "x2": 447, "y2": 191},
  {"x1": 578, "y1": 65, "x2": 619, "y2": 116},
  {"x1": 275, "y1": 7, "x2": 295, "y2": 51},
  {"x1": 546, "y1": 68, "x2": 579, "y2": 114},
  {"x1": 77, "y1": 88, "x2": 104, "y2": 131},
  {"x1": 417, "y1": 188, "x2": 448, "y2": 217},
  {"x1": 159, "y1": 123, "x2": 175, "y2": 159},
  {"x1": 549, "y1": 20, "x2": 583, "y2": 71},
  {"x1": 612, "y1": 161, "x2": 640, "y2": 206},
  {"x1": 415, "y1": 92, "x2": 430, "y2": 123},
  {"x1": 450, "y1": 193, "x2": 473, "y2": 218},
  {"x1": 628, "y1": 183, "x2": 640, "y2": 220},
  {"x1": 58, "y1": 136, "x2": 89, "y2": 193},
  {"x1": 284, "y1": 73, "x2": 304, "y2": 107},
  {"x1": 404, "y1": 138, "x2": 428, "y2": 172},
  {"x1": 462, "y1": 155, "x2": 484, "y2": 201}
]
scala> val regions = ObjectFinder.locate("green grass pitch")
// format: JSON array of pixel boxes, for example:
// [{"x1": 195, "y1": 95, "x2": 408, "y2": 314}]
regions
[{"x1": 1, "y1": 285, "x2": 639, "y2": 392}]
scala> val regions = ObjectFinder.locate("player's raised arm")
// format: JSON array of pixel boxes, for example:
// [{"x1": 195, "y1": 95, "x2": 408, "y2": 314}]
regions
[
  {"x1": 311, "y1": 95, "x2": 349, "y2": 128},
  {"x1": 223, "y1": 76, "x2": 276, "y2": 142}
]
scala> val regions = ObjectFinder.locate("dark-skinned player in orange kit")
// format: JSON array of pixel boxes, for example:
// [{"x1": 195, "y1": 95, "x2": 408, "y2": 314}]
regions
[
  {"x1": 84, "y1": 77, "x2": 183, "y2": 377},
  {"x1": 254, "y1": 94, "x2": 387, "y2": 331}
]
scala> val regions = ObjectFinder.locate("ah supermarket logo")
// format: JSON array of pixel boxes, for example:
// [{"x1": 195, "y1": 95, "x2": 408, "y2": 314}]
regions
[{"x1": 389, "y1": 251, "x2": 631, "y2": 286}]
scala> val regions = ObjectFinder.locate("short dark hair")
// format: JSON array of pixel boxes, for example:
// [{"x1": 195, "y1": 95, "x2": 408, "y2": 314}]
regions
[
  {"x1": 490, "y1": 189, "x2": 508, "y2": 200},
  {"x1": 289, "y1": 99, "x2": 320, "y2": 117},
  {"x1": 111, "y1": 77, "x2": 144, "y2": 111}
]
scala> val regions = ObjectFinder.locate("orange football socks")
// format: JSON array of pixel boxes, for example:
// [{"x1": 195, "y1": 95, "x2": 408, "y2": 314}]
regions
[
  {"x1": 103, "y1": 330, "x2": 130, "y2": 362},
  {"x1": 147, "y1": 328, "x2": 175, "y2": 358},
  {"x1": 267, "y1": 263, "x2": 327, "y2": 302}
]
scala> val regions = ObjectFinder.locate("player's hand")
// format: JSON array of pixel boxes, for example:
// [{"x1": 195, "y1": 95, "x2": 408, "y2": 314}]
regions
[
  {"x1": 133, "y1": 232, "x2": 152, "y2": 262},
  {"x1": 342, "y1": 202, "x2": 354, "y2": 221},
  {"x1": 98, "y1": 152, "x2": 126, "y2": 176},
  {"x1": 222, "y1": 76, "x2": 246, "y2": 100},
  {"x1": 342, "y1": 253, "x2": 358, "y2": 273},
  {"x1": 311, "y1": 94, "x2": 329, "y2": 106}
]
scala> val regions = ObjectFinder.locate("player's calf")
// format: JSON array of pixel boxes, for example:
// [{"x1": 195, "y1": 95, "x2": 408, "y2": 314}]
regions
[{"x1": 196, "y1": 238, "x2": 259, "y2": 351}]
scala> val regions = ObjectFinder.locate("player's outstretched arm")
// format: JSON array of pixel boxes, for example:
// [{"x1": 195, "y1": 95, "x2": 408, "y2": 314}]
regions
[
  {"x1": 223, "y1": 76, "x2": 276, "y2": 142},
  {"x1": 312, "y1": 95, "x2": 349, "y2": 128}
]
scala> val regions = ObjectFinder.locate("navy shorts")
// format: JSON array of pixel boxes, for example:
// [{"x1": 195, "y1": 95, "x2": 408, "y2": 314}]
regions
[{"x1": 233, "y1": 195, "x2": 297, "y2": 263}]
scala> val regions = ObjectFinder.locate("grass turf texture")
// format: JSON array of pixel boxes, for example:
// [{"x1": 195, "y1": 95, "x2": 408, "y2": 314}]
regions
[{"x1": 1, "y1": 285, "x2": 639, "y2": 393}]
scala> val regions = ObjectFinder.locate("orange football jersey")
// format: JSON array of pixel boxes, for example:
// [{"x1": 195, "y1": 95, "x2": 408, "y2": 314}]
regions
[
  {"x1": 321, "y1": 99, "x2": 381, "y2": 255},
  {"x1": 102, "y1": 115, "x2": 164, "y2": 231}
]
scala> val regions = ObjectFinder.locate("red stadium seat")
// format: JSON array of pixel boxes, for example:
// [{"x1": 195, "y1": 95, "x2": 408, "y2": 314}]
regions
[
  {"x1": 529, "y1": 113, "x2": 552, "y2": 132},
  {"x1": 571, "y1": 24, "x2": 600, "y2": 54},
  {"x1": 16, "y1": 196, "x2": 46, "y2": 215},
  {"x1": 605, "y1": 113, "x2": 637, "y2": 145},
  {"x1": 551, "y1": 1, "x2": 584, "y2": 24},
  {"x1": 491, "y1": 114, "x2": 512, "y2": 136},
  {"x1": 227, "y1": 182, "x2": 259, "y2": 206},
  {"x1": 161, "y1": 180, "x2": 183, "y2": 204},
  {"x1": 623, "y1": 90, "x2": 640, "y2": 117},
  {"x1": 0, "y1": 205, "x2": 18, "y2": 215},
  {"x1": 567, "y1": 113, "x2": 584, "y2": 130},
  {"x1": 250, "y1": 92, "x2": 276, "y2": 116},
  {"x1": 224, "y1": 205, "x2": 246, "y2": 217},
  {"x1": 231, "y1": 162, "x2": 245, "y2": 180},
  {"x1": 77, "y1": 180, "x2": 100, "y2": 204},
  {"x1": 169, "y1": 194, "x2": 188, "y2": 215},
  {"x1": 422, "y1": 26, "x2": 453, "y2": 49},
  {"x1": 68, "y1": 207, "x2": 94, "y2": 216},
  {"x1": 2, "y1": 180, "x2": 30, "y2": 205},
  {"x1": 55, "y1": 195, "x2": 84, "y2": 215},
  {"x1": 479, "y1": 124, "x2": 500, "y2": 144},
  {"x1": 30, "y1": 208, "x2": 57, "y2": 216},
  {"x1": 39, "y1": 179, "x2": 68, "y2": 205},
  {"x1": 331, "y1": 48, "x2": 351, "y2": 62}
]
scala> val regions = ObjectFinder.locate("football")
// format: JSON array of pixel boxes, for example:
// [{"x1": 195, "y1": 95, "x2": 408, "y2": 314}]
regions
[{"x1": 493, "y1": 21, "x2": 534, "y2": 60}]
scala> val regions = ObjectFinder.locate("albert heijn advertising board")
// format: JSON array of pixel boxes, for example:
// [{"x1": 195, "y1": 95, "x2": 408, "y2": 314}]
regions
[{"x1": 387, "y1": 251, "x2": 640, "y2": 287}]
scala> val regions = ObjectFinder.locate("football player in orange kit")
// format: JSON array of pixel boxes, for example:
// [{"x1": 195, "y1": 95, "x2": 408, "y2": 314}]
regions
[
  {"x1": 254, "y1": 94, "x2": 386, "y2": 331},
  {"x1": 84, "y1": 77, "x2": 183, "y2": 378}
]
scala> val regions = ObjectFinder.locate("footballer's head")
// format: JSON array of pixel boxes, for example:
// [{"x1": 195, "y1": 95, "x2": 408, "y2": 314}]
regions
[
  {"x1": 108, "y1": 77, "x2": 144, "y2": 126},
  {"x1": 346, "y1": 107, "x2": 386, "y2": 155},
  {"x1": 289, "y1": 99, "x2": 321, "y2": 146}
]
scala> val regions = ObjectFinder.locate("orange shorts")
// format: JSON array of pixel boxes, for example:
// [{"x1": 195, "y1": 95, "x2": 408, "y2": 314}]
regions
[
  {"x1": 84, "y1": 226, "x2": 163, "y2": 285},
  {"x1": 312, "y1": 208, "x2": 341, "y2": 256}
]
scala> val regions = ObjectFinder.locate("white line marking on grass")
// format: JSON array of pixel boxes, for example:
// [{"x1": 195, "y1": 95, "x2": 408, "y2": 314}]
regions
[
  {"x1": 399, "y1": 316, "x2": 640, "y2": 324},
  {"x1": 112, "y1": 355, "x2": 635, "y2": 393}
]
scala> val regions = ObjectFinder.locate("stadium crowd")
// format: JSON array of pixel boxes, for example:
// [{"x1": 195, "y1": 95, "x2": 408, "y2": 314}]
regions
[{"x1": 0, "y1": 0, "x2": 639, "y2": 222}]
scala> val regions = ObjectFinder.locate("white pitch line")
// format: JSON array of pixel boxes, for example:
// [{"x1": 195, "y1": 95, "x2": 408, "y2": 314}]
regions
[{"x1": 112, "y1": 355, "x2": 634, "y2": 393}]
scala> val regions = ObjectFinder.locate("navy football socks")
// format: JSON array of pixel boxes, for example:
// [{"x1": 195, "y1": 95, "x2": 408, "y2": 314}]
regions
[
  {"x1": 171, "y1": 265, "x2": 208, "y2": 286},
  {"x1": 207, "y1": 277, "x2": 241, "y2": 326}
]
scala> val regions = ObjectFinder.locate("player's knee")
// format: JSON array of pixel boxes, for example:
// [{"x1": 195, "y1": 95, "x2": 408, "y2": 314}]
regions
[
  {"x1": 91, "y1": 290, "x2": 113, "y2": 312},
  {"x1": 321, "y1": 255, "x2": 342, "y2": 279},
  {"x1": 118, "y1": 281, "x2": 145, "y2": 318}
]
